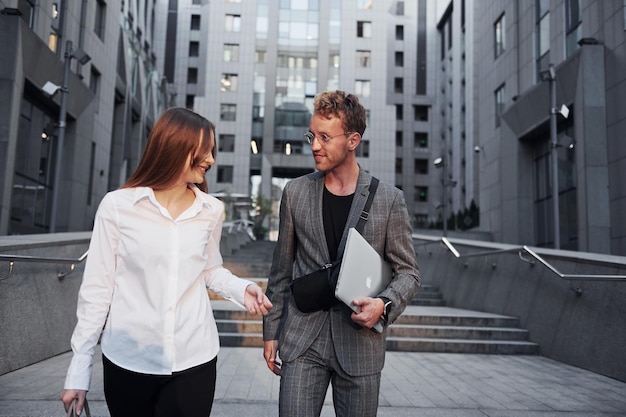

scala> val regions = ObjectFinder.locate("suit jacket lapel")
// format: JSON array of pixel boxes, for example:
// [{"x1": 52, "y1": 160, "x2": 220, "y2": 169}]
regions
[{"x1": 310, "y1": 172, "x2": 330, "y2": 260}]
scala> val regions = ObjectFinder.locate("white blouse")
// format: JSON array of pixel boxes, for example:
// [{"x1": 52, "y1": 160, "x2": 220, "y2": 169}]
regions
[{"x1": 64, "y1": 186, "x2": 252, "y2": 390}]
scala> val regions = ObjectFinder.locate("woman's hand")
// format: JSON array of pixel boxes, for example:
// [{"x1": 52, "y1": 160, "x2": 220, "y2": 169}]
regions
[
  {"x1": 61, "y1": 389, "x2": 87, "y2": 415},
  {"x1": 244, "y1": 284, "x2": 273, "y2": 315}
]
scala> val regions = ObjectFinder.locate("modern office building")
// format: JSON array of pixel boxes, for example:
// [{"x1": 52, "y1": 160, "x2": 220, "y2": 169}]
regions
[
  {"x1": 155, "y1": 0, "x2": 445, "y2": 234},
  {"x1": 0, "y1": 0, "x2": 168, "y2": 234},
  {"x1": 437, "y1": 0, "x2": 624, "y2": 255},
  {"x1": 2, "y1": 0, "x2": 624, "y2": 257}
]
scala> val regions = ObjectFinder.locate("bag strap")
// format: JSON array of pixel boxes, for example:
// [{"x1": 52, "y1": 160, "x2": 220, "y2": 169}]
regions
[
  {"x1": 354, "y1": 177, "x2": 379, "y2": 233},
  {"x1": 335, "y1": 177, "x2": 379, "y2": 259},
  {"x1": 67, "y1": 398, "x2": 91, "y2": 417}
]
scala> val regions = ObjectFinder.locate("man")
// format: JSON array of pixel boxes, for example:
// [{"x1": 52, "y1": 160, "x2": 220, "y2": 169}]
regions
[{"x1": 263, "y1": 90, "x2": 421, "y2": 417}]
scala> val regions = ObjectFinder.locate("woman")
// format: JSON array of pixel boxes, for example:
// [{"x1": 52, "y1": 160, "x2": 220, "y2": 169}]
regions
[{"x1": 61, "y1": 107, "x2": 272, "y2": 416}]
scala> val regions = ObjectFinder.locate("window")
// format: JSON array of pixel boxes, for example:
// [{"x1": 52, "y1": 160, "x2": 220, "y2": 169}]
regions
[
  {"x1": 396, "y1": 1, "x2": 405, "y2": 16},
  {"x1": 416, "y1": 0, "x2": 427, "y2": 95},
  {"x1": 253, "y1": 104, "x2": 264, "y2": 122},
  {"x1": 396, "y1": 131, "x2": 403, "y2": 147},
  {"x1": 221, "y1": 74, "x2": 238, "y2": 92},
  {"x1": 414, "y1": 159, "x2": 428, "y2": 175},
  {"x1": 225, "y1": 14, "x2": 241, "y2": 32},
  {"x1": 395, "y1": 51, "x2": 404, "y2": 67},
  {"x1": 191, "y1": 15, "x2": 201, "y2": 30},
  {"x1": 396, "y1": 104, "x2": 403, "y2": 121},
  {"x1": 565, "y1": 0, "x2": 581, "y2": 57},
  {"x1": 536, "y1": 0, "x2": 550, "y2": 77},
  {"x1": 439, "y1": 25, "x2": 446, "y2": 60},
  {"x1": 95, "y1": 0, "x2": 106, "y2": 40},
  {"x1": 414, "y1": 132, "x2": 428, "y2": 148},
  {"x1": 48, "y1": 33, "x2": 58, "y2": 53},
  {"x1": 448, "y1": 17, "x2": 453, "y2": 50},
  {"x1": 89, "y1": 67, "x2": 101, "y2": 113},
  {"x1": 356, "y1": 50, "x2": 371, "y2": 68},
  {"x1": 255, "y1": 50, "x2": 266, "y2": 63},
  {"x1": 224, "y1": 44, "x2": 239, "y2": 62},
  {"x1": 357, "y1": 21, "x2": 372, "y2": 38},
  {"x1": 414, "y1": 105, "x2": 429, "y2": 121},
  {"x1": 186, "y1": 95, "x2": 195, "y2": 109},
  {"x1": 494, "y1": 13, "x2": 505, "y2": 58},
  {"x1": 414, "y1": 213, "x2": 429, "y2": 229},
  {"x1": 355, "y1": 80, "x2": 371, "y2": 97},
  {"x1": 217, "y1": 165, "x2": 234, "y2": 183},
  {"x1": 495, "y1": 84, "x2": 505, "y2": 128},
  {"x1": 189, "y1": 41, "x2": 199, "y2": 57},
  {"x1": 87, "y1": 142, "x2": 96, "y2": 205},
  {"x1": 395, "y1": 25, "x2": 404, "y2": 41},
  {"x1": 16, "y1": 0, "x2": 34, "y2": 28},
  {"x1": 220, "y1": 104, "x2": 237, "y2": 121},
  {"x1": 218, "y1": 134, "x2": 235, "y2": 152},
  {"x1": 329, "y1": 54, "x2": 339, "y2": 69},
  {"x1": 355, "y1": 140, "x2": 370, "y2": 158},
  {"x1": 187, "y1": 67, "x2": 198, "y2": 84},
  {"x1": 394, "y1": 78, "x2": 404, "y2": 94},
  {"x1": 395, "y1": 158, "x2": 403, "y2": 174},
  {"x1": 415, "y1": 186, "x2": 428, "y2": 202}
]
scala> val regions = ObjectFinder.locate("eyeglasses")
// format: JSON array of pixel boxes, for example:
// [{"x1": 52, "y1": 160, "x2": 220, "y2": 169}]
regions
[{"x1": 304, "y1": 131, "x2": 352, "y2": 145}]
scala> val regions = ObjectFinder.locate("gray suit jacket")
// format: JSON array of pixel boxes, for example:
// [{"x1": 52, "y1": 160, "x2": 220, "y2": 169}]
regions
[{"x1": 263, "y1": 169, "x2": 421, "y2": 376}]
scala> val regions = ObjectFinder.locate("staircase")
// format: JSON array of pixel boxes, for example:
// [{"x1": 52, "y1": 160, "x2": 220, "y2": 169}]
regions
[
  {"x1": 222, "y1": 239, "x2": 276, "y2": 279},
  {"x1": 410, "y1": 284, "x2": 446, "y2": 306},
  {"x1": 214, "y1": 240, "x2": 539, "y2": 355}
]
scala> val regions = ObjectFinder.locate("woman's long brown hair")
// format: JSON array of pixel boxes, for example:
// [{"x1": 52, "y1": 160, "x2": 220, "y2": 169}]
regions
[{"x1": 122, "y1": 107, "x2": 215, "y2": 193}]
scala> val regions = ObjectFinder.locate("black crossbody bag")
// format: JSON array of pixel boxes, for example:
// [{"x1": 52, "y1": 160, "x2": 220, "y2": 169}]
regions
[{"x1": 290, "y1": 178, "x2": 379, "y2": 313}]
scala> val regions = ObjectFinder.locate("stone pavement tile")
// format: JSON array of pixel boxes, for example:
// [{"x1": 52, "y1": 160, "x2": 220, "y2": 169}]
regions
[
  {"x1": 377, "y1": 352, "x2": 626, "y2": 414},
  {"x1": 214, "y1": 347, "x2": 280, "y2": 403},
  {"x1": 2, "y1": 347, "x2": 626, "y2": 416}
]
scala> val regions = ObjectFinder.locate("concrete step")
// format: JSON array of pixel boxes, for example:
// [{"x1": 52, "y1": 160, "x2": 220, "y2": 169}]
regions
[
  {"x1": 410, "y1": 299, "x2": 447, "y2": 306},
  {"x1": 394, "y1": 312, "x2": 521, "y2": 327},
  {"x1": 222, "y1": 240, "x2": 276, "y2": 277},
  {"x1": 410, "y1": 284, "x2": 446, "y2": 305},
  {"x1": 214, "y1": 244, "x2": 539, "y2": 355},
  {"x1": 211, "y1": 302, "x2": 539, "y2": 354},
  {"x1": 385, "y1": 337, "x2": 539, "y2": 354},
  {"x1": 387, "y1": 324, "x2": 530, "y2": 340},
  {"x1": 215, "y1": 322, "x2": 530, "y2": 342}
]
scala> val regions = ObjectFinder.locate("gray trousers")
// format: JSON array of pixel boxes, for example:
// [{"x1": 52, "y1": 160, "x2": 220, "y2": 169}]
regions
[{"x1": 279, "y1": 318, "x2": 381, "y2": 417}]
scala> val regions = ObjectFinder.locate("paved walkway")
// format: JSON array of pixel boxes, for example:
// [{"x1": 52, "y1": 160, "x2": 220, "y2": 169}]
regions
[{"x1": 1, "y1": 345, "x2": 625, "y2": 417}]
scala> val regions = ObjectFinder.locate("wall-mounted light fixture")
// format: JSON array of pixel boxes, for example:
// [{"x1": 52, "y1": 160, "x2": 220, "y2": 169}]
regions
[{"x1": 41, "y1": 121, "x2": 57, "y2": 141}]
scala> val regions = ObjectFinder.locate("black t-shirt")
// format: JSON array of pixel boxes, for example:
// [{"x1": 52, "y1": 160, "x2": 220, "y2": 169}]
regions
[{"x1": 323, "y1": 186, "x2": 354, "y2": 262}]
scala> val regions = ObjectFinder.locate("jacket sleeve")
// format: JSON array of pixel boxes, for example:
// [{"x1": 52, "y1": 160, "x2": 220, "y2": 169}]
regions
[
  {"x1": 262, "y1": 183, "x2": 296, "y2": 341},
  {"x1": 378, "y1": 187, "x2": 421, "y2": 324}
]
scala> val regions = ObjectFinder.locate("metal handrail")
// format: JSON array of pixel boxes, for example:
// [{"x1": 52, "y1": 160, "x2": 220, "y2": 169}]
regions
[
  {"x1": 414, "y1": 236, "x2": 626, "y2": 296},
  {"x1": 520, "y1": 246, "x2": 626, "y2": 281},
  {"x1": 0, "y1": 250, "x2": 89, "y2": 281}
]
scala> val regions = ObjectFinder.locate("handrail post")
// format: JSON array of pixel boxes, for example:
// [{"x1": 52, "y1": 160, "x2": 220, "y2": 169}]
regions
[{"x1": 0, "y1": 261, "x2": 14, "y2": 281}]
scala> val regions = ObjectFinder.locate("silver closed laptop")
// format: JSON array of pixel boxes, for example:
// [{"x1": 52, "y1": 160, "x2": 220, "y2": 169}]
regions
[{"x1": 334, "y1": 227, "x2": 392, "y2": 333}]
